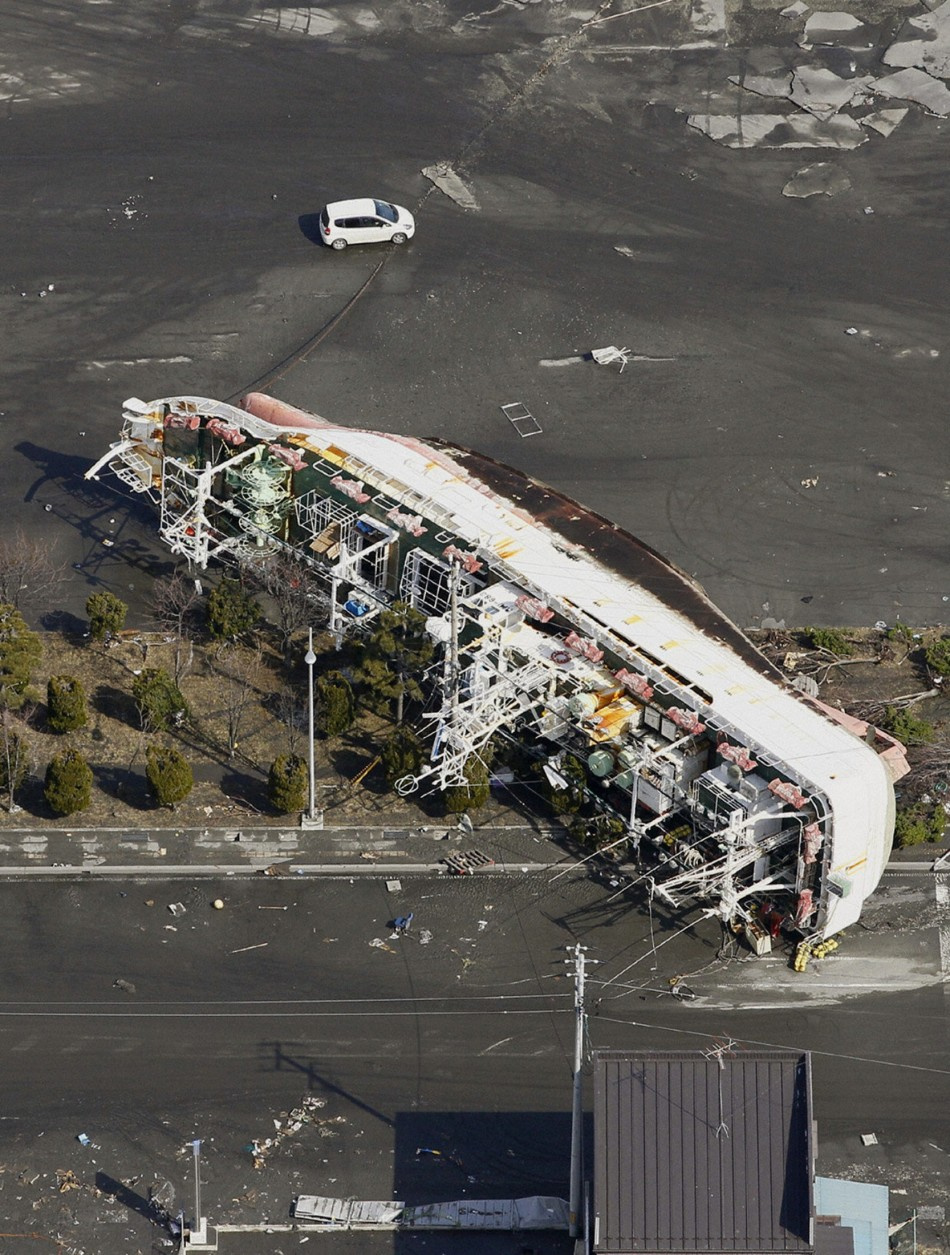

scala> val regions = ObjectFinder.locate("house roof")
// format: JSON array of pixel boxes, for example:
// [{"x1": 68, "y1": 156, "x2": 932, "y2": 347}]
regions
[{"x1": 593, "y1": 1050, "x2": 814, "y2": 1255}]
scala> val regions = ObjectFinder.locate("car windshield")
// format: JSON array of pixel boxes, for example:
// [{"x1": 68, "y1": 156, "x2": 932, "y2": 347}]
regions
[{"x1": 374, "y1": 200, "x2": 398, "y2": 222}]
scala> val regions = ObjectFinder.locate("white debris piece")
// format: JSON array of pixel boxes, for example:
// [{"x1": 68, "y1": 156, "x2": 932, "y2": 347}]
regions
[
  {"x1": 789, "y1": 66, "x2": 873, "y2": 120},
  {"x1": 782, "y1": 162, "x2": 852, "y2": 198},
  {"x1": 422, "y1": 163, "x2": 479, "y2": 210},
  {"x1": 860, "y1": 108, "x2": 908, "y2": 137},
  {"x1": 687, "y1": 111, "x2": 867, "y2": 148},
  {"x1": 883, "y1": 0, "x2": 950, "y2": 79},
  {"x1": 861, "y1": 1132, "x2": 879, "y2": 1146},
  {"x1": 780, "y1": 0, "x2": 808, "y2": 16},
  {"x1": 803, "y1": 11, "x2": 870, "y2": 45},
  {"x1": 591, "y1": 346, "x2": 632, "y2": 370},
  {"x1": 873, "y1": 66, "x2": 950, "y2": 116}
]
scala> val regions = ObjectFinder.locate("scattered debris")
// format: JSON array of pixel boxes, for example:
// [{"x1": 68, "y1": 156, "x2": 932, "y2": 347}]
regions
[
  {"x1": 262, "y1": 861, "x2": 293, "y2": 877},
  {"x1": 113, "y1": 978, "x2": 136, "y2": 994},
  {"x1": 57, "y1": 1169, "x2": 80, "y2": 1193},
  {"x1": 386, "y1": 880, "x2": 402, "y2": 893},
  {"x1": 421, "y1": 163, "x2": 479, "y2": 210},
  {"x1": 800, "y1": 476, "x2": 819, "y2": 488},
  {"x1": 76, "y1": 1133, "x2": 92, "y2": 1147},
  {"x1": 230, "y1": 942, "x2": 268, "y2": 954},
  {"x1": 419, "y1": 928, "x2": 433, "y2": 945},
  {"x1": 861, "y1": 1132, "x2": 879, "y2": 1146},
  {"x1": 245, "y1": 1096, "x2": 335, "y2": 1169},
  {"x1": 167, "y1": 902, "x2": 186, "y2": 917},
  {"x1": 212, "y1": 898, "x2": 225, "y2": 910},
  {"x1": 780, "y1": 1, "x2": 808, "y2": 17}
]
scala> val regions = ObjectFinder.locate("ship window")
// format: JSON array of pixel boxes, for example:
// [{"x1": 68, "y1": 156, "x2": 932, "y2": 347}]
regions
[{"x1": 400, "y1": 550, "x2": 478, "y2": 616}]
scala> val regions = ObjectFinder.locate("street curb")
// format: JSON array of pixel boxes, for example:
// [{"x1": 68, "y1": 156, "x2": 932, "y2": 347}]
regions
[{"x1": 0, "y1": 860, "x2": 566, "y2": 879}]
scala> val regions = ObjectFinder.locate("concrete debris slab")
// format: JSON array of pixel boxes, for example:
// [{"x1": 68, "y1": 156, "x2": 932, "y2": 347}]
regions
[
  {"x1": 690, "y1": 0, "x2": 725, "y2": 37},
  {"x1": 422, "y1": 163, "x2": 479, "y2": 210},
  {"x1": 861, "y1": 1132, "x2": 879, "y2": 1146},
  {"x1": 873, "y1": 67, "x2": 950, "y2": 116},
  {"x1": 860, "y1": 107, "x2": 908, "y2": 136},
  {"x1": 687, "y1": 111, "x2": 867, "y2": 147},
  {"x1": 789, "y1": 66, "x2": 873, "y2": 120},
  {"x1": 781, "y1": 1, "x2": 808, "y2": 17},
  {"x1": 803, "y1": 11, "x2": 869, "y2": 45},
  {"x1": 883, "y1": 0, "x2": 950, "y2": 79},
  {"x1": 782, "y1": 162, "x2": 852, "y2": 197},
  {"x1": 729, "y1": 73, "x2": 792, "y2": 99}
]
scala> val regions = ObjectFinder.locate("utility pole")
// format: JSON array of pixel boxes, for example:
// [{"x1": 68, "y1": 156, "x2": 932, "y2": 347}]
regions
[
  {"x1": 568, "y1": 944, "x2": 593, "y2": 1240},
  {"x1": 305, "y1": 627, "x2": 317, "y2": 822},
  {"x1": 191, "y1": 1138, "x2": 204, "y2": 1243}
]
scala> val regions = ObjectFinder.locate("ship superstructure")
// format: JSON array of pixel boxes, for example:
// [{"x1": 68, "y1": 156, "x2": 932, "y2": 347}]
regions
[{"x1": 86, "y1": 392, "x2": 909, "y2": 943}]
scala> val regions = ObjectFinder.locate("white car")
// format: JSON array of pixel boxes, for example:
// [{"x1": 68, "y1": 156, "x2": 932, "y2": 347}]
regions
[{"x1": 319, "y1": 198, "x2": 415, "y2": 250}]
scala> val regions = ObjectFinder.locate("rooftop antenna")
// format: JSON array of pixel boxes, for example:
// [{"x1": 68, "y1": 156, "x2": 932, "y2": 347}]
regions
[{"x1": 702, "y1": 1039, "x2": 737, "y2": 1139}]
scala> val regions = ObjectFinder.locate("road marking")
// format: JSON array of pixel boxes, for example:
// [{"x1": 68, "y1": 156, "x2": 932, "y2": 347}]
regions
[{"x1": 480, "y1": 1036, "x2": 513, "y2": 1055}]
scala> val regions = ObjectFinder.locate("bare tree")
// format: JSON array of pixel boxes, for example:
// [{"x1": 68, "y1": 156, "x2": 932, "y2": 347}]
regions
[
  {"x1": 214, "y1": 644, "x2": 267, "y2": 759},
  {"x1": 270, "y1": 683, "x2": 305, "y2": 757},
  {"x1": 247, "y1": 554, "x2": 326, "y2": 661},
  {"x1": 0, "y1": 708, "x2": 33, "y2": 812},
  {"x1": 151, "y1": 570, "x2": 202, "y2": 683},
  {"x1": 0, "y1": 529, "x2": 64, "y2": 610}
]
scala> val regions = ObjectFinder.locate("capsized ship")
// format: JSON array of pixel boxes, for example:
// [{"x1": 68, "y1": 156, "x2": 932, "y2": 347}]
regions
[{"x1": 86, "y1": 393, "x2": 909, "y2": 942}]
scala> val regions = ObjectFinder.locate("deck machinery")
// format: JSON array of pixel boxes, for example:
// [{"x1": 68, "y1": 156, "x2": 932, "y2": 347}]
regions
[{"x1": 86, "y1": 392, "x2": 910, "y2": 944}]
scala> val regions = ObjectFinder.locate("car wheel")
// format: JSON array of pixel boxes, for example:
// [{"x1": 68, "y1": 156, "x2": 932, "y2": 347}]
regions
[
  {"x1": 331, "y1": 238, "x2": 348, "y2": 250},
  {"x1": 391, "y1": 232, "x2": 407, "y2": 245}
]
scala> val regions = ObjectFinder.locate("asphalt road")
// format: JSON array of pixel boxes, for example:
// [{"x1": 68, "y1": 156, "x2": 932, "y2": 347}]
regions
[
  {"x1": 2, "y1": 1, "x2": 949, "y2": 631},
  {"x1": 0, "y1": 871, "x2": 947, "y2": 1252}
]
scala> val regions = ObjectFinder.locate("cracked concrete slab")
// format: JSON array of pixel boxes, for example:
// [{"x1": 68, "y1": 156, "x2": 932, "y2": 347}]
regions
[
  {"x1": 873, "y1": 66, "x2": 950, "y2": 116},
  {"x1": 860, "y1": 106, "x2": 909, "y2": 136},
  {"x1": 687, "y1": 111, "x2": 867, "y2": 147},
  {"x1": 883, "y1": 0, "x2": 950, "y2": 79},
  {"x1": 782, "y1": 162, "x2": 853, "y2": 197},
  {"x1": 802, "y1": 10, "x2": 871, "y2": 47},
  {"x1": 789, "y1": 65, "x2": 874, "y2": 120},
  {"x1": 728, "y1": 72, "x2": 792, "y2": 99},
  {"x1": 421, "y1": 163, "x2": 480, "y2": 210}
]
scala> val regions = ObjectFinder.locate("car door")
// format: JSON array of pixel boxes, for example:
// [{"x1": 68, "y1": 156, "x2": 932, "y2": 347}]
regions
[{"x1": 356, "y1": 215, "x2": 389, "y2": 243}]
